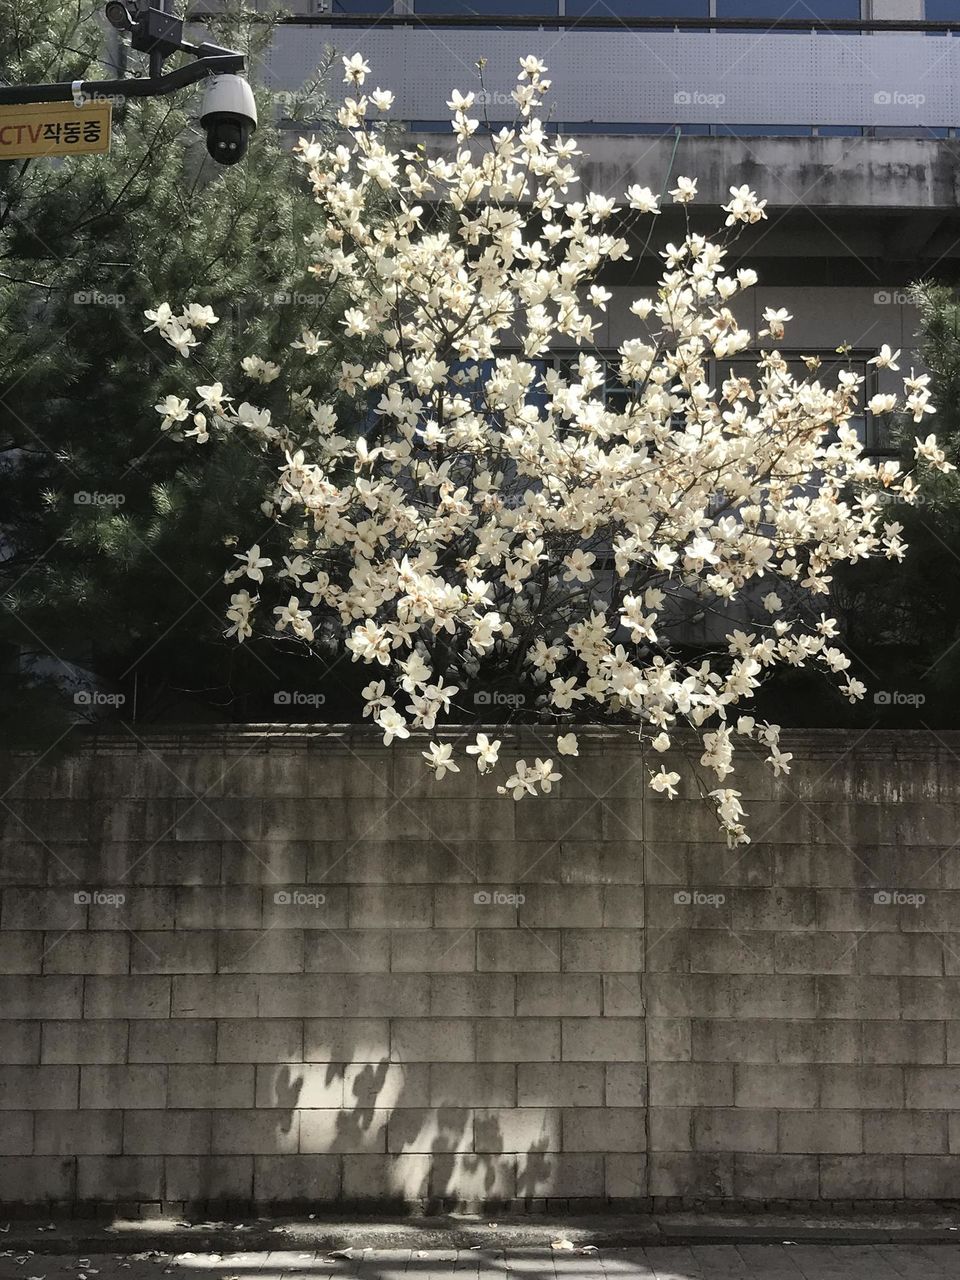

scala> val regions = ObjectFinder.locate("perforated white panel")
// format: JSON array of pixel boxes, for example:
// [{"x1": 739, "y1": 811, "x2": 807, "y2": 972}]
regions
[{"x1": 263, "y1": 27, "x2": 960, "y2": 125}]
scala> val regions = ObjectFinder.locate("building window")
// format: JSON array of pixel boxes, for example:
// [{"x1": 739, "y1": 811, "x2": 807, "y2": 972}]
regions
[
  {"x1": 565, "y1": 0, "x2": 709, "y2": 15},
  {"x1": 413, "y1": 0, "x2": 559, "y2": 13},
  {"x1": 332, "y1": 0, "x2": 393, "y2": 11},
  {"x1": 716, "y1": 0, "x2": 860, "y2": 18}
]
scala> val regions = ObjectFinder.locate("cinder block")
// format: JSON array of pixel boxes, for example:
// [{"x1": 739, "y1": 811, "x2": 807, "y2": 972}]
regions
[
  {"x1": 218, "y1": 931, "x2": 302, "y2": 973},
  {"x1": 475, "y1": 1019, "x2": 560, "y2": 1063},
  {"x1": 692, "y1": 1020, "x2": 777, "y2": 1063},
  {"x1": 301, "y1": 1108, "x2": 389, "y2": 1153},
  {"x1": 258, "y1": 1062, "x2": 343, "y2": 1109},
  {"x1": 130, "y1": 932, "x2": 216, "y2": 974},
  {"x1": 431, "y1": 1152, "x2": 516, "y2": 1200},
  {"x1": 650, "y1": 1062, "x2": 735, "y2": 1108},
  {"x1": 602, "y1": 886, "x2": 646, "y2": 928},
  {"x1": 778, "y1": 1110, "x2": 863, "y2": 1154},
  {"x1": 518, "y1": 887, "x2": 603, "y2": 928},
  {"x1": 168, "y1": 1064, "x2": 254, "y2": 1109},
  {"x1": 820, "y1": 1065, "x2": 903, "y2": 1109},
  {"x1": 0, "y1": 1155, "x2": 75, "y2": 1202},
  {"x1": 607, "y1": 1064, "x2": 647, "y2": 1107},
  {"x1": 0, "y1": 1022, "x2": 41, "y2": 1064},
  {"x1": 253, "y1": 1154, "x2": 340, "y2": 1203},
  {"x1": 263, "y1": 887, "x2": 349, "y2": 932},
  {"x1": 36, "y1": 1110, "x2": 121, "y2": 1155},
  {"x1": 647, "y1": 1019, "x2": 691, "y2": 1062},
  {"x1": 560, "y1": 842, "x2": 644, "y2": 887},
  {"x1": 775, "y1": 933, "x2": 855, "y2": 975},
  {"x1": 388, "y1": 1107, "x2": 473, "y2": 1154},
  {"x1": 899, "y1": 976, "x2": 960, "y2": 1019},
  {"x1": 648, "y1": 1152, "x2": 734, "y2": 1198},
  {"x1": 733, "y1": 888, "x2": 817, "y2": 932},
  {"x1": 906, "y1": 1067, "x2": 960, "y2": 1109},
  {"x1": 869, "y1": 1111, "x2": 947, "y2": 1154},
  {"x1": 123, "y1": 1110, "x2": 212, "y2": 1155},
  {"x1": 562, "y1": 929, "x2": 643, "y2": 972},
  {"x1": 865, "y1": 1021, "x2": 944, "y2": 1064},
  {"x1": 0, "y1": 932, "x2": 41, "y2": 973},
  {"x1": 172, "y1": 975, "x2": 258, "y2": 1018},
  {"x1": 344, "y1": 1062, "x2": 428, "y2": 1110},
  {"x1": 260, "y1": 973, "x2": 428, "y2": 1018},
  {"x1": 41, "y1": 1021, "x2": 127, "y2": 1065},
  {"x1": 303, "y1": 1019, "x2": 389, "y2": 1063},
  {"x1": 304, "y1": 930, "x2": 390, "y2": 973},
  {"x1": 175, "y1": 886, "x2": 262, "y2": 930},
  {"x1": 1, "y1": 888, "x2": 86, "y2": 931},
  {"x1": 77, "y1": 1155, "x2": 163, "y2": 1200},
  {"x1": 220, "y1": 841, "x2": 307, "y2": 883},
  {"x1": 84, "y1": 975, "x2": 171, "y2": 1019},
  {"x1": 733, "y1": 1153, "x2": 819, "y2": 1200},
  {"x1": 341, "y1": 1153, "x2": 430, "y2": 1202},
  {"x1": 734, "y1": 1065, "x2": 818, "y2": 1109},
  {"x1": 391, "y1": 930, "x2": 475, "y2": 973},
  {"x1": 430, "y1": 974, "x2": 514, "y2": 1017},
  {"x1": 563, "y1": 1108, "x2": 645, "y2": 1153},
  {"x1": 776, "y1": 1021, "x2": 860, "y2": 1064},
  {"x1": 694, "y1": 1108, "x2": 777, "y2": 1153},
  {"x1": 391, "y1": 1019, "x2": 475, "y2": 1063},
  {"x1": 211, "y1": 1109, "x2": 299, "y2": 1154},
  {"x1": 175, "y1": 799, "x2": 263, "y2": 843},
  {"x1": 474, "y1": 1108, "x2": 561, "y2": 1153},
  {"x1": 88, "y1": 887, "x2": 176, "y2": 931},
  {"x1": 429, "y1": 1063, "x2": 514, "y2": 1107},
  {"x1": 820, "y1": 1154, "x2": 904, "y2": 1199},
  {"x1": 904, "y1": 1155, "x2": 960, "y2": 1198},
  {"x1": 517, "y1": 1152, "x2": 604, "y2": 1197},
  {"x1": 129, "y1": 1020, "x2": 216, "y2": 1064},
  {"x1": 731, "y1": 975, "x2": 817, "y2": 1019},
  {"x1": 857, "y1": 933, "x2": 943, "y2": 976},
  {"x1": 80, "y1": 1065, "x2": 165, "y2": 1110},
  {"x1": 166, "y1": 1155, "x2": 254, "y2": 1201},
  {"x1": 477, "y1": 929, "x2": 560, "y2": 973},
  {"x1": 517, "y1": 1063, "x2": 603, "y2": 1108},
  {"x1": 0, "y1": 1112, "x2": 33, "y2": 1155},
  {"x1": 562, "y1": 1018, "x2": 643, "y2": 1062},
  {"x1": 687, "y1": 931, "x2": 774, "y2": 975},
  {"x1": 602, "y1": 973, "x2": 644, "y2": 1017},
  {"x1": 217, "y1": 1019, "x2": 302, "y2": 1063},
  {"x1": 0, "y1": 976, "x2": 81, "y2": 1019},
  {"x1": 516, "y1": 974, "x2": 600, "y2": 1017},
  {"x1": 0, "y1": 1064, "x2": 77, "y2": 1110},
  {"x1": 605, "y1": 1154, "x2": 647, "y2": 1199},
  {"x1": 433, "y1": 886, "x2": 519, "y2": 929},
  {"x1": 816, "y1": 976, "x2": 899, "y2": 1019},
  {"x1": 648, "y1": 1108, "x2": 692, "y2": 1152},
  {"x1": 347, "y1": 887, "x2": 432, "y2": 930}
]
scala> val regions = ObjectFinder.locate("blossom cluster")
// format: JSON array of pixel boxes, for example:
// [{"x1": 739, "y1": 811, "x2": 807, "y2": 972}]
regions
[{"x1": 147, "y1": 55, "x2": 947, "y2": 844}]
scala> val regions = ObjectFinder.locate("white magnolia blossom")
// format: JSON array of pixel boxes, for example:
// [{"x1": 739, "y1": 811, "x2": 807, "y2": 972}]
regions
[{"x1": 148, "y1": 56, "x2": 948, "y2": 845}]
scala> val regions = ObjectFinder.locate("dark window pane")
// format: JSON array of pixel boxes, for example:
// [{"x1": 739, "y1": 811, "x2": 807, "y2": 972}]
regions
[
  {"x1": 818, "y1": 125, "x2": 863, "y2": 136},
  {"x1": 926, "y1": 0, "x2": 958, "y2": 18},
  {"x1": 717, "y1": 0, "x2": 859, "y2": 17},
  {"x1": 564, "y1": 121, "x2": 710, "y2": 133},
  {"x1": 414, "y1": 0, "x2": 558, "y2": 13},
  {"x1": 716, "y1": 123, "x2": 813, "y2": 135},
  {"x1": 566, "y1": 0, "x2": 708, "y2": 15},
  {"x1": 332, "y1": 0, "x2": 393, "y2": 11}
]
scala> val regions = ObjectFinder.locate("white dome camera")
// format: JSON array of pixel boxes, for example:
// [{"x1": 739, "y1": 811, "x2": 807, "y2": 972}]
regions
[{"x1": 200, "y1": 74, "x2": 257, "y2": 166}]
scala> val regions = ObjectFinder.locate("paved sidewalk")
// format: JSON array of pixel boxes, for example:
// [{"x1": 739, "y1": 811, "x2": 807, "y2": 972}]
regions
[{"x1": 5, "y1": 1246, "x2": 960, "y2": 1280}]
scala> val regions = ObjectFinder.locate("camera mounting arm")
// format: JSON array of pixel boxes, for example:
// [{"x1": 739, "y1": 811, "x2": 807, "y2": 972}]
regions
[{"x1": 0, "y1": 0, "x2": 247, "y2": 107}]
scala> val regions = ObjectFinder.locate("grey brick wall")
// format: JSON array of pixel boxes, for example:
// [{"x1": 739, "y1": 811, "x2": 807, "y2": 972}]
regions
[{"x1": 0, "y1": 726, "x2": 956, "y2": 1211}]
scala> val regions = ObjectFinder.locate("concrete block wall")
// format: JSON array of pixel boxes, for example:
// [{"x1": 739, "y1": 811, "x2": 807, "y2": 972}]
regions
[{"x1": 0, "y1": 727, "x2": 956, "y2": 1212}]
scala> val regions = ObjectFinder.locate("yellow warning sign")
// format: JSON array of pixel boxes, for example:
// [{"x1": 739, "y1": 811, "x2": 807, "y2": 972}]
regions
[{"x1": 0, "y1": 99, "x2": 112, "y2": 160}]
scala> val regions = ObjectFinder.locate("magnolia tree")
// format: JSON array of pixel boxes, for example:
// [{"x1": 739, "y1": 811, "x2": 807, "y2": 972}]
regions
[{"x1": 147, "y1": 54, "x2": 951, "y2": 844}]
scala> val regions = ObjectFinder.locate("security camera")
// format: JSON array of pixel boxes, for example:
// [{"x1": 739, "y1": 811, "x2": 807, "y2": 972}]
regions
[{"x1": 200, "y1": 74, "x2": 257, "y2": 166}]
